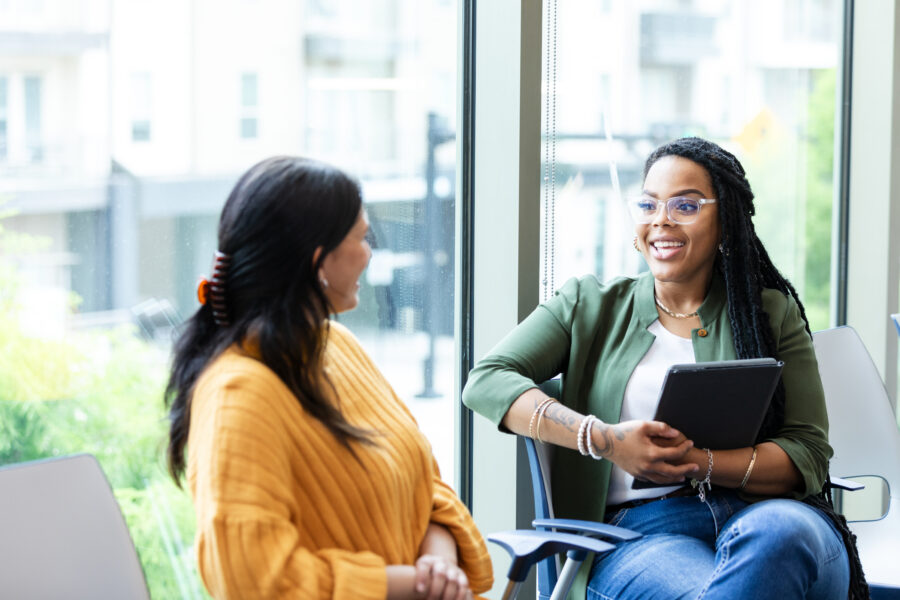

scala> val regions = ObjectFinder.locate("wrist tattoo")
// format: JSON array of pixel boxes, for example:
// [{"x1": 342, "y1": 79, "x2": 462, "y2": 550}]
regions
[
  {"x1": 591, "y1": 422, "x2": 632, "y2": 457},
  {"x1": 613, "y1": 423, "x2": 632, "y2": 440},
  {"x1": 593, "y1": 422, "x2": 616, "y2": 456}
]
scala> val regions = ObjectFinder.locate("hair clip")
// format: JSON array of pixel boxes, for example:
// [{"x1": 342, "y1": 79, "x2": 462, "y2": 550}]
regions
[
  {"x1": 197, "y1": 278, "x2": 211, "y2": 305},
  {"x1": 202, "y1": 251, "x2": 233, "y2": 326}
]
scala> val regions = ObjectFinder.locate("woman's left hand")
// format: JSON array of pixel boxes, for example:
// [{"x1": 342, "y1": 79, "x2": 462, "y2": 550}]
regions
[
  {"x1": 661, "y1": 441, "x2": 804, "y2": 494},
  {"x1": 651, "y1": 431, "x2": 701, "y2": 474}
]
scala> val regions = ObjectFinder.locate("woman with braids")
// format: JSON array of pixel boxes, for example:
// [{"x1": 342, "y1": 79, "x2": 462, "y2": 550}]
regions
[
  {"x1": 463, "y1": 137, "x2": 866, "y2": 599},
  {"x1": 166, "y1": 156, "x2": 492, "y2": 600}
]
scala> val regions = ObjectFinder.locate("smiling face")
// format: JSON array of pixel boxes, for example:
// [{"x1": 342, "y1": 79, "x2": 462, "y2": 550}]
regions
[
  {"x1": 319, "y1": 210, "x2": 372, "y2": 313},
  {"x1": 636, "y1": 155, "x2": 721, "y2": 290}
]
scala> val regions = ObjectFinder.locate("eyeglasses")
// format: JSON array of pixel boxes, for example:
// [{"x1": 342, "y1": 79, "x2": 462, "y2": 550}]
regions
[{"x1": 627, "y1": 196, "x2": 717, "y2": 225}]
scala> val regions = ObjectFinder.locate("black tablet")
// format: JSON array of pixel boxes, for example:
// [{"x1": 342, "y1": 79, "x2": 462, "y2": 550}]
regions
[{"x1": 631, "y1": 358, "x2": 783, "y2": 489}]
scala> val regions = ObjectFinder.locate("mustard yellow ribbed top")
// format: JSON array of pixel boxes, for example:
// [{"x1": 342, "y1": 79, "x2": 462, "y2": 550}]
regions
[{"x1": 187, "y1": 321, "x2": 492, "y2": 599}]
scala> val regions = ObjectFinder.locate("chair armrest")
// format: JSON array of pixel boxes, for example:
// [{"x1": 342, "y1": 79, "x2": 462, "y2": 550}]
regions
[
  {"x1": 532, "y1": 518, "x2": 642, "y2": 543},
  {"x1": 830, "y1": 476, "x2": 865, "y2": 491},
  {"x1": 487, "y1": 530, "x2": 614, "y2": 582}
]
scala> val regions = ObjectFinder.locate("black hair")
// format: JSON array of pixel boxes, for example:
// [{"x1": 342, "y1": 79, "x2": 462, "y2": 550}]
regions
[
  {"x1": 164, "y1": 156, "x2": 371, "y2": 483},
  {"x1": 644, "y1": 137, "x2": 869, "y2": 599}
]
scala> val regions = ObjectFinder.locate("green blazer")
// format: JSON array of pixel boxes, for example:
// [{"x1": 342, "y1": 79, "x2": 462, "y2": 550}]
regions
[{"x1": 463, "y1": 271, "x2": 831, "y2": 523}]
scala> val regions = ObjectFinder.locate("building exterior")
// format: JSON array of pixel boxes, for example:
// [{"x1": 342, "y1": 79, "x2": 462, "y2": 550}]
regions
[{"x1": 1, "y1": 0, "x2": 457, "y2": 337}]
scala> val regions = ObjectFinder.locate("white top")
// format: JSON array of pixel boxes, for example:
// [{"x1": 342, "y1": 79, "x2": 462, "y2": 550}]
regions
[{"x1": 605, "y1": 319, "x2": 696, "y2": 505}]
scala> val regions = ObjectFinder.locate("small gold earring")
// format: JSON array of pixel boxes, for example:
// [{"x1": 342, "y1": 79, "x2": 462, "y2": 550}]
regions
[{"x1": 633, "y1": 237, "x2": 640, "y2": 252}]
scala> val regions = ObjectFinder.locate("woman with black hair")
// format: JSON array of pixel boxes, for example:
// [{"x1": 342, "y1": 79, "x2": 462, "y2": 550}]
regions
[
  {"x1": 166, "y1": 156, "x2": 492, "y2": 600},
  {"x1": 463, "y1": 137, "x2": 866, "y2": 599}
]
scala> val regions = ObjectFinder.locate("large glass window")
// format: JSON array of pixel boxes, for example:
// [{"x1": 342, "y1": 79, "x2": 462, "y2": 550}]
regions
[
  {"x1": 23, "y1": 75, "x2": 42, "y2": 163},
  {"x1": 131, "y1": 72, "x2": 152, "y2": 142},
  {"x1": 541, "y1": 0, "x2": 842, "y2": 331},
  {"x1": 239, "y1": 72, "x2": 258, "y2": 140},
  {"x1": 0, "y1": 76, "x2": 7, "y2": 160},
  {"x1": 0, "y1": 0, "x2": 460, "y2": 596}
]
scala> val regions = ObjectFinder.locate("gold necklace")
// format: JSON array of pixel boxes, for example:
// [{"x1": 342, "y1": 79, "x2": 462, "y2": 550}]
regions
[{"x1": 654, "y1": 295, "x2": 699, "y2": 319}]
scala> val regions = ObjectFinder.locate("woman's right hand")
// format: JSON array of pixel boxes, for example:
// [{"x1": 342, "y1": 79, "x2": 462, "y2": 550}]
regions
[
  {"x1": 593, "y1": 420, "x2": 698, "y2": 485},
  {"x1": 386, "y1": 561, "x2": 472, "y2": 600},
  {"x1": 414, "y1": 555, "x2": 472, "y2": 600},
  {"x1": 501, "y1": 390, "x2": 697, "y2": 484}
]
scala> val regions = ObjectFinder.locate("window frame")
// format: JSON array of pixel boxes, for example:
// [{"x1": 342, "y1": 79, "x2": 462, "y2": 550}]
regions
[
  {"x1": 844, "y1": 0, "x2": 900, "y2": 409},
  {"x1": 459, "y1": 2, "x2": 900, "y2": 594}
]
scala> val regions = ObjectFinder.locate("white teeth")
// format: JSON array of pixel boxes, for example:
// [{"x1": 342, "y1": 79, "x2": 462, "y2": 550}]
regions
[{"x1": 653, "y1": 241, "x2": 684, "y2": 248}]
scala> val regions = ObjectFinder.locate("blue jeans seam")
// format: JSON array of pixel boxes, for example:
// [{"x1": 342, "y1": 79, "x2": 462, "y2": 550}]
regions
[
  {"x1": 815, "y1": 509, "x2": 845, "y2": 564},
  {"x1": 585, "y1": 582, "x2": 618, "y2": 600},
  {"x1": 706, "y1": 497, "x2": 720, "y2": 537},
  {"x1": 696, "y1": 522, "x2": 737, "y2": 599},
  {"x1": 719, "y1": 491, "x2": 738, "y2": 516}
]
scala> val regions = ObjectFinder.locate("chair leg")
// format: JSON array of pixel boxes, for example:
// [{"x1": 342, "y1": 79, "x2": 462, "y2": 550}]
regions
[
  {"x1": 500, "y1": 579, "x2": 523, "y2": 600},
  {"x1": 549, "y1": 557, "x2": 582, "y2": 600}
]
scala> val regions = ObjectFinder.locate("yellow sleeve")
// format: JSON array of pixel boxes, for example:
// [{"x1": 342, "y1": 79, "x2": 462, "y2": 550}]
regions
[
  {"x1": 428, "y1": 459, "x2": 494, "y2": 594},
  {"x1": 196, "y1": 513, "x2": 387, "y2": 600},
  {"x1": 189, "y1": 373, "x2": 388, "y2": 600}
]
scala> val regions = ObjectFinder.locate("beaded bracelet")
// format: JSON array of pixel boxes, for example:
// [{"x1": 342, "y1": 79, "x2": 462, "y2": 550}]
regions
[
  {"x1": 585, "y1": 416, "x2": 605, "y2": 460},
  {"x1": 576, "y1": 415, "x2": 604, "y2": 460},
  {"x1": 576, "y1": 415, "x2": 591, "y2": 456},
  {"x1": 529, "y1": 397, "x2": 557, "y2": 441},
  {"x1": 534, "y1": 399, "x2": 557, "y2": 443}
]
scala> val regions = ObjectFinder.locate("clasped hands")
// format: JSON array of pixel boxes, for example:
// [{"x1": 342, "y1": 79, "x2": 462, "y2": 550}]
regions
[
  {"x1": 412, "y1": 554, "x2": 472, "y2": 600},
  {"x1": 605, "y1": 419, "x2": 704, "y2": 485}
]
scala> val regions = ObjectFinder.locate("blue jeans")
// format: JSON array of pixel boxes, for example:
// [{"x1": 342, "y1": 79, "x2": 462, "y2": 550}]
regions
[{"x1": 587, "y1": 490, "x2": 849, "y2": 600}]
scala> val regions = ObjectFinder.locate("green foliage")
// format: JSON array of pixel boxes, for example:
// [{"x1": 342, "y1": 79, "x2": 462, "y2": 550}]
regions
[
  {"x1": 118, "y1": 484, "x2": 208, "y2": 599},
  {"x1": 0, "y1": 401, "x2": 48, "y2": 464},
  {"x1": 740, "y1": 69, "x2": 836, "y2": 332},
  {"x1": 0, "y1": 221, "x2": 209, "y2": 599},
  {"x1": 803, "y1": 69, "x2": 838, "y2": 331}
]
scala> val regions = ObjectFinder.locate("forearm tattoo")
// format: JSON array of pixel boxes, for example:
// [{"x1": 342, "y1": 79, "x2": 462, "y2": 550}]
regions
[
  {"x1": 538, "y1": 399, "x2": 632, "y2": 457},
  {"x1": 543, "y1": 402, "x2": 581, "y2": 432}
]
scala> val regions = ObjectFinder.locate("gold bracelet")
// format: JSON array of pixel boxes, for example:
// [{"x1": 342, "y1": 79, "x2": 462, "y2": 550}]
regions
[
  {"x1": 739, "y1": 446, "x2": 758, "y2": 490},
  {"x1": 529, "y1": 397, "x2": 556, "y2": 440}
]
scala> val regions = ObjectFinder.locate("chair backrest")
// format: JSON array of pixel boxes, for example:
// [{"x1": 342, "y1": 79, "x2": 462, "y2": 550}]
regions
[
  {"x1": 812, "y1": 326, "x2": 900, "y2": 589},
  {"x1": 524, "y1": 437, "x2": 559, "y2": 599},
  {"x1": 0, "y1": 454, "x2": 150, "y2": 599},
  {"x1": 531, "y1": 377, "x2": 563, "y2": 523},
  {"x1": 526, "y1": 435, "x2": 556, "y2": 521},
  {"x1": 526, "y1": 378, "x2": 563, "y2": 599}
]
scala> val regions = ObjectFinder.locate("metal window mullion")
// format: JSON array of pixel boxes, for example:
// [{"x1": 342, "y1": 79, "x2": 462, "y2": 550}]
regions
[{"x1": 466, "y1": 0, "x2": 543, "y2": 596}]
